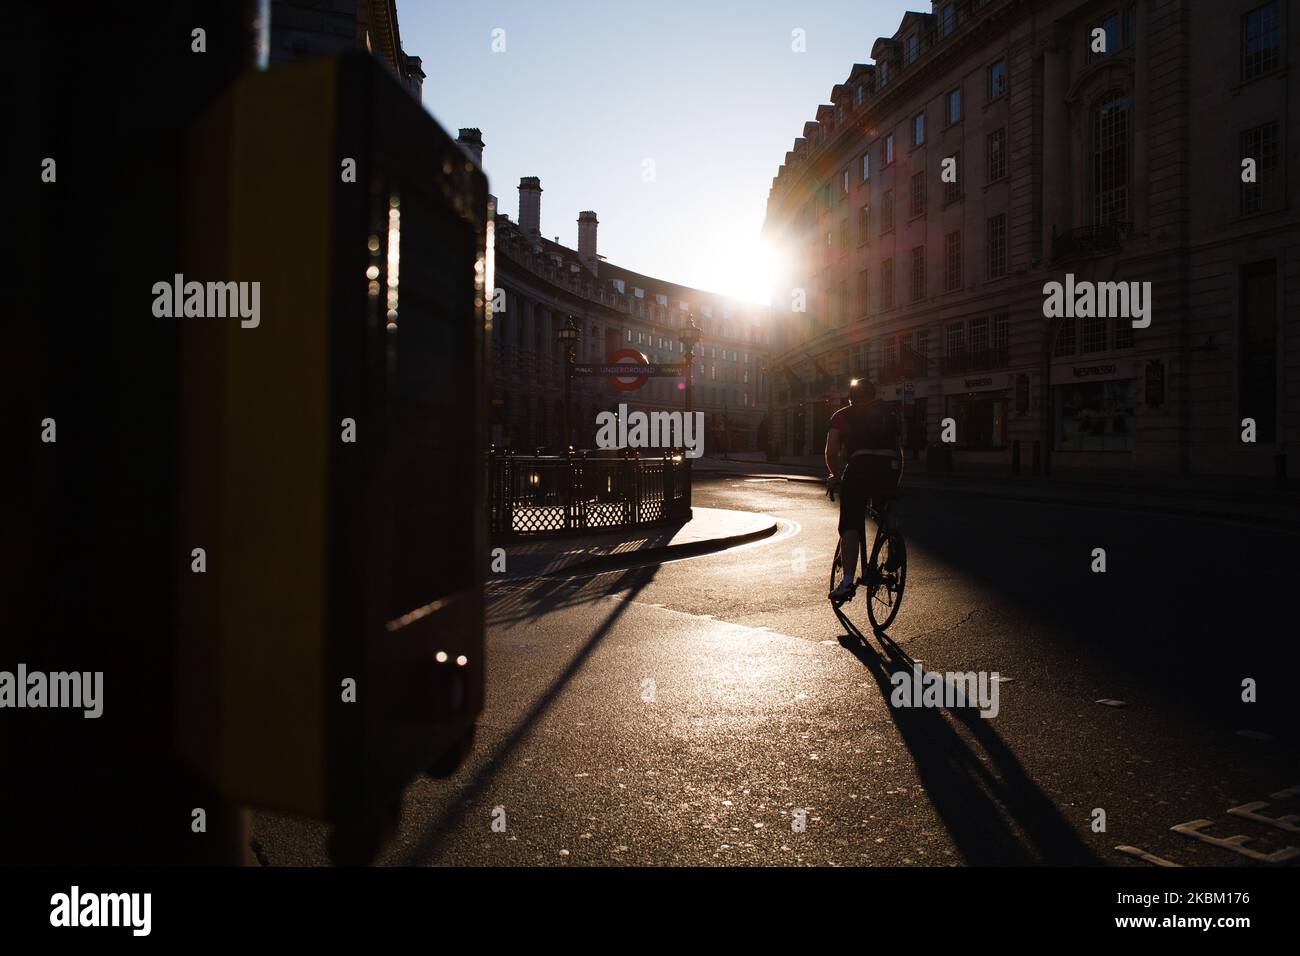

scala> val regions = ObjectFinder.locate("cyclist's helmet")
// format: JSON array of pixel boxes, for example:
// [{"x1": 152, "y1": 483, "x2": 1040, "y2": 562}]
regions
[{"x1": 847, "y1": 378, "x2": 877, "y2": 405}]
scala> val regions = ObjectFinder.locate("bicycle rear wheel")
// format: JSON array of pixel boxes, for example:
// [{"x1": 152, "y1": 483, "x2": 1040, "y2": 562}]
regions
[
  {"x1": 829, "y1": 538, "x2": 845, "y2": 604},
  {"x1": 865, "y1": 530, "x2": 907, "y2": 630}
]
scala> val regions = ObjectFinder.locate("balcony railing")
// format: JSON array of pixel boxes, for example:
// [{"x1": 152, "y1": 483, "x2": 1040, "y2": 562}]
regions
[
  {"x1": 1051, "y1": 222, "x2": 1132, "y2": 261},
  {"x1": 940, "y1": 346, "x2": 1009, "y2": 376}
]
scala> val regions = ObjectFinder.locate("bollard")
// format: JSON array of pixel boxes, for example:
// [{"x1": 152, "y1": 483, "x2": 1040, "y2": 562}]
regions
[
  {"x1": 1032, "y1": 440, "x2": 1041, "y2": 475},
  {"x1": 1011, "y1": 439, "x2": 1021, "y2": 475}
]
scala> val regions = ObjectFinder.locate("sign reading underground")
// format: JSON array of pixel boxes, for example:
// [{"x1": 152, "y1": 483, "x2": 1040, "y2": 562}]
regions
[{"x1": 574, "y1": 349, "x2": 687, "y2": 391}]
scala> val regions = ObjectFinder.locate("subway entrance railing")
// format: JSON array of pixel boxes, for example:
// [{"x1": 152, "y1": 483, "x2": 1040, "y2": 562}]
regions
[{"x1": 489, "y1": 449, "x2": 692, "y2": 537}]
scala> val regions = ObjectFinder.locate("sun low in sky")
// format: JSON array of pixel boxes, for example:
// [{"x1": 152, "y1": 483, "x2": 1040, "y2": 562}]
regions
[{"x1": 401, "y1": 0, "x2": 914, "y2": 305}]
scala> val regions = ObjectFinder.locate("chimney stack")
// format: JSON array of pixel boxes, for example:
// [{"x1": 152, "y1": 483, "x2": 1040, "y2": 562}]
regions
[
  {"x1": 518, "y1": 177, "x2": 542, "y2": 238},
  {"x1": 577, "y1": 211, "x2": 599, "y2": 274},
  {"x1": 456, "y1": 128, "x2": 484, "y2": 167}
]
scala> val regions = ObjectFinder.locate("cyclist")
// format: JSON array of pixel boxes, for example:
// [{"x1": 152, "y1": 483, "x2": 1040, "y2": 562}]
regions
[{"x1": 826, "y1": 379, "x2": 903, "y2": 602}]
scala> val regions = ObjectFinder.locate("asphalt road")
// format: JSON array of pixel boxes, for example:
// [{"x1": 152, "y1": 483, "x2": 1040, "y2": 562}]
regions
[{"x1": 255, "y1": 475, "x2": 1300, "y2": 866}]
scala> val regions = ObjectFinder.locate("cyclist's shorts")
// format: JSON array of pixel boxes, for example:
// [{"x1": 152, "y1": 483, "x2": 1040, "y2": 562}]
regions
[{"x1": 838, "y1": 453, "x2": 900, "y2": 533}]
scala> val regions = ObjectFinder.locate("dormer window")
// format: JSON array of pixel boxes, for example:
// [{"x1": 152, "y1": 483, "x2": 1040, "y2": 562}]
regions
[
  {"x1": 612, "y1": 278, "x2": 625, "y2": 293},
  {"x1": 905, "y1": 34, "x2": 919, "y2": 64},
  {"x1": 878, "y1": 60, "x2": 889, "y2": 88},
  {"x1": 940, "y1": 4, "x2": 956, "y2": 37}
]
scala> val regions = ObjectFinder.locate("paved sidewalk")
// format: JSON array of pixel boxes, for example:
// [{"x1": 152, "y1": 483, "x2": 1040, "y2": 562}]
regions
[
  {"x1": 493, "y1": 506, "x2": 778, "y2": 579},
  {"x1": 696, "y1": 454, "x2": 1300, "y2": 529}
]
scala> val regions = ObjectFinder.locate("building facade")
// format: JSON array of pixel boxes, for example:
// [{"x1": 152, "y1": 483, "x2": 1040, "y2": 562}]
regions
[
  {"x1": 270, "y1": 0, "x2": 423, "y2": 94},
  {"x1": 763, "y1": 0, "x2": 1299, "y2": 478},
  {"x1": 468, "y1": 130, "x2": 772, "y2": 455}
]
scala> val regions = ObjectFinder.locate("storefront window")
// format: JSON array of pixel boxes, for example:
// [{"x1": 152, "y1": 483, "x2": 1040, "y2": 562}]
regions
[
  {"x1": 1055, "y1": 379, "x2": 1135, "y2": 451},
  {"x1": 945, "y1": 392, "x2": 1006, "y2": 449}
]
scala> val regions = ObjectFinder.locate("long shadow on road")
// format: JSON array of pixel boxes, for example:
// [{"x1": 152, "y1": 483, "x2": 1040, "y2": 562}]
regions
[
  {"x1": 837, "y1": 627, "x2": 1101, "y2": 866},
  {"x1": 899, "y1": 489, "x2": 1300, "y2": 736},
  {"x1": 400, "y1": 562, "x2": 660, "y2": 865}
]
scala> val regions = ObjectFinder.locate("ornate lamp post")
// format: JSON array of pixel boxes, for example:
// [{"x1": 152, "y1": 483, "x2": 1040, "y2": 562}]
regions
[
  {"x1": 679, "y1": 315, "x2": 701, "y2": 511},
  {"x1": 557, "y1": 314, "x2": 580, "y2": 451},
  {"x1": 680, "y1": 314, "x2": 701, "y2": 422}
]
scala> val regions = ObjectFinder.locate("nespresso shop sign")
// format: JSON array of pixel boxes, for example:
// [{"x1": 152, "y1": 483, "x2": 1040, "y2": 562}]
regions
[
  {"x1": 943, "y1": 373, "x2": 1012, "y2": 394},
  {"x1": 1050, "y1": 358, "x2": 1137, "y2": 386}
]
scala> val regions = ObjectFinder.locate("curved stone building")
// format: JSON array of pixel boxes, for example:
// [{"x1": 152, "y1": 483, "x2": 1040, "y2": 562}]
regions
[
  {"x1": 469, "y1": 129, "x2": 773, "y2": 454},
  {"x1": 763, "y1": 0, "x2": 1298, "y2": 478}
]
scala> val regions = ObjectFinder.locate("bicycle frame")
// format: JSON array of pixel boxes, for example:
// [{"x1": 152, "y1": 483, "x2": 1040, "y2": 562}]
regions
[{"x1": 828, "y1": 480, "x2": 906, "y2": 631}]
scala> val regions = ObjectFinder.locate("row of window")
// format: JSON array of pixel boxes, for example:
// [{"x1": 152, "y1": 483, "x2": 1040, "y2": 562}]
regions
[
  {"x1": 813, "y1": 0, "x2": 1284, "y2": 235},
  {"x1": 879, "y1": 19, "x2": 1005, "y2": 94},
  {"x1": 706, "y1": 363, "x2": 752, "y2": 384},
  {"x1": 818, "y1": 216, "x2": 1007, "y2": 324},
  {"x1": 489, "y1": 315, "x2": 761, "y2": 359},
  {"x1": 624, "y1": 328, "x2": 753, "y2": 362},
  {"x1": 840, "y1": 310, "x2": 1009, "y2": 378},
  {"x1": 818, "y1": 127, "x2": 1005, "y2": 249},
  {"x1": 1054, "y1": 315, "x2": 1134, "y2": 357},
  {"x1": 819, "y1": 107, "x2": 1278, "y2": 287},
  {"x1": 827, "y1": 1, "x2": 995, "y2": 125},
  {"x1": 810, "y1": 0, "x2": 1278, "y2": 197},
  {"x1": 832, "y1": 78, "x2": 1000, "y2": 207},
  {"x1": 817, "y1": 305, "x2": 1145, "y2": 399},
  {"x1": 835, "y1": 310, "x2": 1132, "y2": 366}
]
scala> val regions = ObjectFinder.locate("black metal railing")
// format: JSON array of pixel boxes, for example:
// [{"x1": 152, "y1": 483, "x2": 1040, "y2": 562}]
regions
[
  {"x1": 1051, "y1": 221, "x2": 1132, "y2": 261},
  {"x1": 489, "y1": 450, "x2": 691, "y2": 537},
  {"x1": 940, "y1": 346, "x2": 1009, "y2": 376}
]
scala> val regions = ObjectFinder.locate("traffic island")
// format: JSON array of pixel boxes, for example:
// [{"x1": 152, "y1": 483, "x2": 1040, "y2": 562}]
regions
[{"x1": 491, "y1": 506, "x2": 778, "y2": 579}]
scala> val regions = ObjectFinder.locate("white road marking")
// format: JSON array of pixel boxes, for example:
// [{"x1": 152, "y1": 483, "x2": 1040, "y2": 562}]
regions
[
  {"x1": 1115, "y1": 845, "x2": 1182, "y2": 867},
  {"x1": 1171, "y1": 819, "x2": 1300, "y2": 863},
  {"x1": 1226, "y1": 801, "x2": 1300, "y2": 836}
]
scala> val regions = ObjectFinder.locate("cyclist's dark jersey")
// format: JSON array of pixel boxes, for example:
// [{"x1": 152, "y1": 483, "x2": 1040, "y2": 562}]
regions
[{"x1": 828, "y1": 400, "x2": 901, "y2": 454}]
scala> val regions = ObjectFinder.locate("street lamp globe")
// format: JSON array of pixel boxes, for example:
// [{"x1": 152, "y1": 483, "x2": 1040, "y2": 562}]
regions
[
  {"x1": 680, "y1": 315, "x2": 700, "y2": 354},
  {"x1": 557, "y1": 314, "x2": 580, "y2": 343}
]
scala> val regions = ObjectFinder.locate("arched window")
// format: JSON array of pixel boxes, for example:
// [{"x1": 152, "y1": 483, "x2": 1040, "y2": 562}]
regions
[{"x1": 1091, "y1": 92, "x2": 1131, "y2": 225}]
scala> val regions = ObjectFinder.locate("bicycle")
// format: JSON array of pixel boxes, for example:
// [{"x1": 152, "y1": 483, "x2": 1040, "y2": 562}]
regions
[{"x1": 827, "y1": 481, "x2": 908, "y2": 631}]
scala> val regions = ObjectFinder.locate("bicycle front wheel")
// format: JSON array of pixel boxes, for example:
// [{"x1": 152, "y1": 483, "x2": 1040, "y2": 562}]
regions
[
  {"x1": 829, "y1": 538, "x2": 844, "y2": 599},
  {"x1": 866, "y1": 530, "x2": 907, "y2": 630}
]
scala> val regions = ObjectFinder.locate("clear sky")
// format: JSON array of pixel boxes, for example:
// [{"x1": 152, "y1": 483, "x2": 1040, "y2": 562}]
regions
[{"x1": 400, "y1": 0, "x2": 917, "y2": 303}]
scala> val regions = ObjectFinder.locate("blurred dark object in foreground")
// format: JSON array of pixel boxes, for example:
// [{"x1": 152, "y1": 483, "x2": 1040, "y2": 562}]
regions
[{"x1": 3, "y1": 2, "x2": 486, "y2": 864}]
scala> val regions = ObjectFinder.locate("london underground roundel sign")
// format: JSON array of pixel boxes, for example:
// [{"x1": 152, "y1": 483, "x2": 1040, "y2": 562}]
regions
[{"x1": 607, "y1": 348, "x2": 650, "y2": 391}]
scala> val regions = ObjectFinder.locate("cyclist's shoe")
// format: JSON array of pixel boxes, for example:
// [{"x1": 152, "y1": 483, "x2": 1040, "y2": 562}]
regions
[{"x1": 828, "y1": 578, "x2": 856, "y2": 603}]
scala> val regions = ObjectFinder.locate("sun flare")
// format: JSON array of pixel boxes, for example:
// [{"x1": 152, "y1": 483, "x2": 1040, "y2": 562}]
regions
[{"x1": 705, "y1": 235, "x2": 788, "y2": 306}]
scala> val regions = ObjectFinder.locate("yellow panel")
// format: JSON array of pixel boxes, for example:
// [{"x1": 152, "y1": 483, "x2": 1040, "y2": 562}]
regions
[
  {"x1": 181, "y1": 58, "x2": 338, "y2": 818},
  {"x1": 222, "y1": 59, "x2": 336, "y2": 816}
]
